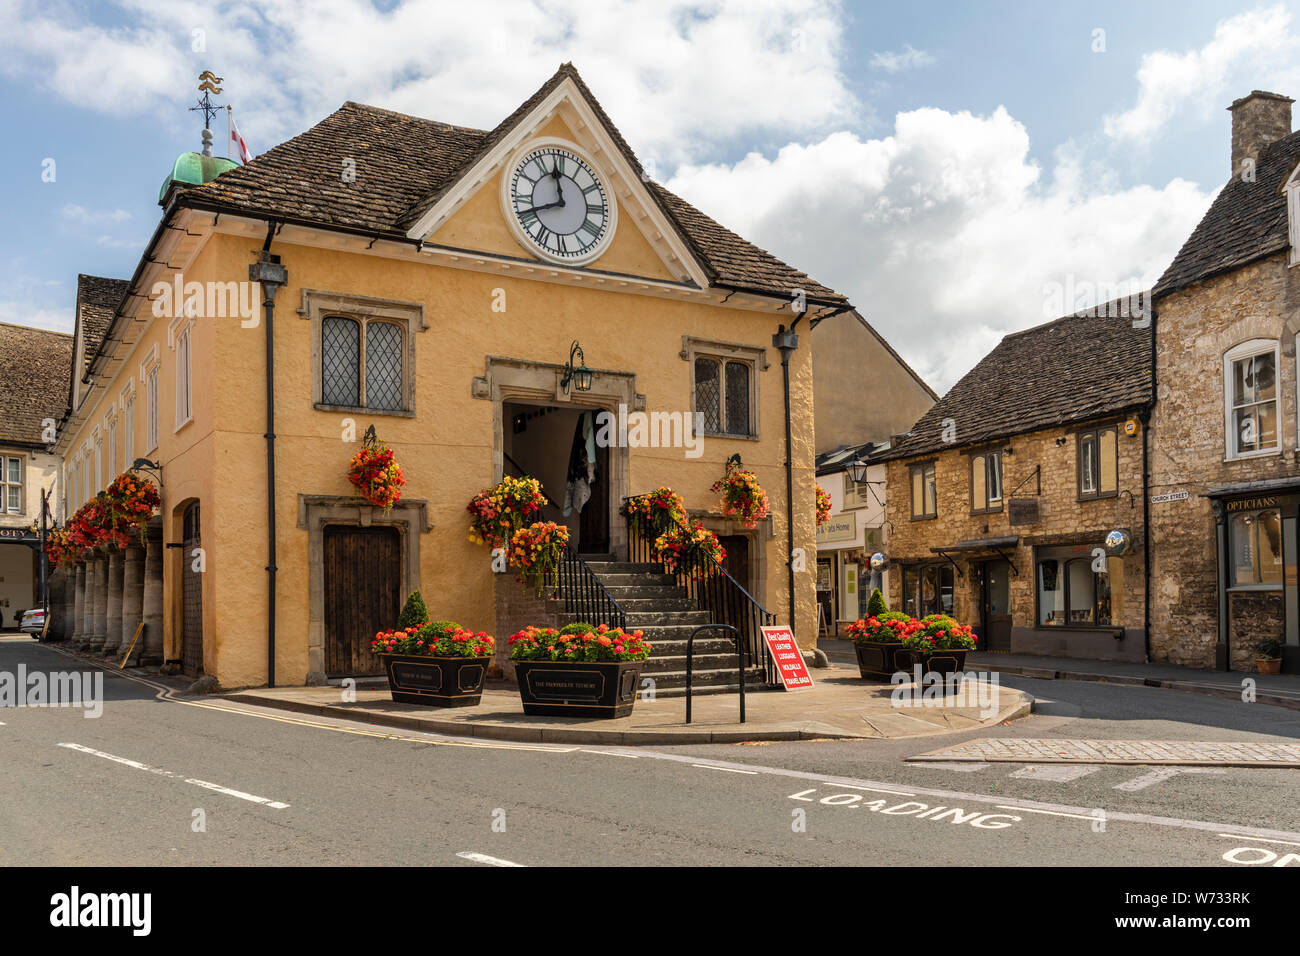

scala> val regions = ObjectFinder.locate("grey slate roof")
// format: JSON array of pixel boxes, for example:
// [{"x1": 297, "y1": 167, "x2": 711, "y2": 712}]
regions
[
  {"x1": 0, "y1": 322, "x2": 74, "y2": 446},
  {"x1": 878, "y1": 299, "x2": 1153, "y2": 462},
  {"x1": 180, "y1": 63, "x2": 848, "y2": 305},
  {"x1": 1155, "y1": 129, "x2": 1300, "y2": 296}
]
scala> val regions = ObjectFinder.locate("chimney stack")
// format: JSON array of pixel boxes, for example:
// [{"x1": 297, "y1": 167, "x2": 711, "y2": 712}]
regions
[{"x1": 1228, "y1": 90, "x2": 1293, "y2": 180}]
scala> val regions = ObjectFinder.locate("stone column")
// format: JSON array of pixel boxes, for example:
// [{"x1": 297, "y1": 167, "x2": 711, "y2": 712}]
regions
[
  {"x1": 120, "y1": 544, "x2": 145, "y2": 666},
  {"x1": 45, "y1": 568, "x2": 63, "y2": 641},
  {"x1": 70, "y1": 562, "x2": 85, "y2": 645},
  {"x1": 141, "y1": 528, "x2": 165, "y2": 667},
  {"x1": 90, "y1": 552, "x2": 109, "y2": 652},
  {"x1": 79, "y1": 559, "x2": 95, "y2": 649},
  {"x1": 102, "y1": 548, "x2": 125, "y2": 657}
]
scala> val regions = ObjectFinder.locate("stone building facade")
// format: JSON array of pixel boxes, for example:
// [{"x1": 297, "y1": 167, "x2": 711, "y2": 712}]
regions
[
  {"x1": 879, "y1": 304, "x2": 1151, "y2": 662},
  {"x1": 1149, "y1": 90, "x2": 1300, "y2": 673}
]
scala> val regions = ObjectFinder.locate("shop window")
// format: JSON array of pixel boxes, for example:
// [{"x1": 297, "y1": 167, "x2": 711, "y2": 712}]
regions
[
  {"x1": 971, "y1": 450, "x2": 1003, "y2": 513},
  {"x1": 910, "y1": 461, "x2": 936, "y2": 519},
  {"x1": 901, "y1": 564, "x2": 953, "y2": 617},
  {"x1": 1229, "y1": 508, "x2": 1283, "y2": 587},
  {"x1": 1223, "y1": 341, "x2": 1279, "y2": 459},
  {"x1": 1078, "y1": 426, "x2": 1117, "y2": 500},
  {"x1": 2, "y1": 456, "x2": 22, "y2": 514},
  {"x1": 1037, "y1": 555, "x2": 1111, "y2": 626}
]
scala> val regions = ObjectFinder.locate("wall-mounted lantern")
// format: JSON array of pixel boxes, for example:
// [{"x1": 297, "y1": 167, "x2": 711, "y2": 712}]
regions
[
  {"x1": 846, "y1": 457, "x2": 868, "y2": 484},
  {"x1": 560, "y1": 341, "x2": 593, "y2": 393}
]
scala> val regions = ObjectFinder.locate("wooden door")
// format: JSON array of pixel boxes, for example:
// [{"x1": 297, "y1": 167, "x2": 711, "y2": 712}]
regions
[
  {"x1": 980, "y1": 559, "x2": 1012, "y2": 652},
  {"x1": 181, "y1": 502, "x2": 204, "y2": 675},
  {"x1": 324, "y1": 526, "x2": 400, "y2": 677}
]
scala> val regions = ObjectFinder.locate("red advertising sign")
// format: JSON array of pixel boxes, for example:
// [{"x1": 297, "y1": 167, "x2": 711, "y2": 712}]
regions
[{"x1": 761, "y1": 625, "x2": 813, "y2": 691}]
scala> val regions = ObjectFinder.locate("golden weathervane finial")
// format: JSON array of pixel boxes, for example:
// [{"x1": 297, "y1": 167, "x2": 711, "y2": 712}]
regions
[{"x1": 198, "y1": 71, "x2": 224, "y2": 94}]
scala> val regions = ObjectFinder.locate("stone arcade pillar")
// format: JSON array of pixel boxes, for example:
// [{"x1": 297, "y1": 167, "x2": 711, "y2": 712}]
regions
[
  {"x1": 70, "y1": 563, "x2": 85, "y2": 645},
  {"x1": 90, "y1": 552, "x2": 109, "y2": 653},
  {"x1": 102, "y1": 548, "x2": 124, "y2": 657},
  {"x1": 141, "y1": 528, "x2": 165, "y2": 667},
  {"x1": 78, "y1": 560, "x2": 94, "y2": 649},
  {"x1": 120, "y1": 544, "x2": 145, "y2": 666},
  {"x1": 46, "y1": 568, "x2": 65, "y2": 641}
]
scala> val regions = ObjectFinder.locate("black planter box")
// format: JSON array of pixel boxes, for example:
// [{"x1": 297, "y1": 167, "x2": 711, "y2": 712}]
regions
[
  {"x1": 898, "y1": 648, "x2": 970, "y2": 678},
  {"x1": 382, "y1": 654, "x2": 488, "y2": 707},
  {"x1": 514, "y1": 659, "x2": 644, "y2": 718},
  {"x1": 854, "y1": 641, "x2": 906, "y2": 679}
]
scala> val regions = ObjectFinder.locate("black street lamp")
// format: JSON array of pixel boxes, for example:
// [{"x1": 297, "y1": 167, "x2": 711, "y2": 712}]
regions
[
  {"x1": 846, "y1": 456, "x2": 868, "y2": 484},
  {"x1": 560, "y1": 341, "x2": 593, "y2": 393}
]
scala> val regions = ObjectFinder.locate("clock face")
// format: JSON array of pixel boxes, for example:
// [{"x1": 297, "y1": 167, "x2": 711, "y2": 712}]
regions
[{"x1": 507, "y1": 145, "x2": 612, "y2": 262}]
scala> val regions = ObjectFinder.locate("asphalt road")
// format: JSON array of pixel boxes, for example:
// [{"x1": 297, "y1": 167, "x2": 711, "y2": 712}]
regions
[{"x1": 2, "y1": 635, "x2": 1298, "y2": 867}]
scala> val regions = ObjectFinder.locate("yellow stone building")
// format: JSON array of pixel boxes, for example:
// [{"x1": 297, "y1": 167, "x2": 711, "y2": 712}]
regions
[{"x1": 54, "y1": 65, "x2": 868, "y2": 689}]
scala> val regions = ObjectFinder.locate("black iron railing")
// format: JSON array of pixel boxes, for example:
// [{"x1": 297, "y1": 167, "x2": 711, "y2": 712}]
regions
[
  {"x1": 622, "y1": 495, "x2": 777, "y2": 685},
  {"x1": 555, "y1": 546, "x2": 627, "y2": 631}
]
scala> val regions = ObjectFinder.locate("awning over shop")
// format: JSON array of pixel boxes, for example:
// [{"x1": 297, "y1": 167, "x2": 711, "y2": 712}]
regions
[
  {"x1": 930, "y1": 536, "x2": 1021, "y2": 576},
  {"x1": 1203, "y1": 477, "x2": 1300, "y2": 498}
]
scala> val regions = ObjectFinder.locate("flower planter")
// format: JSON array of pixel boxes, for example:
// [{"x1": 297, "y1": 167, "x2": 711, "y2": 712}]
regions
[
  {"x1": 381, "y1": 653, "x2": 489, "y2": 707},
  {"x1": 899, "y1": 648, "x2": 969, "y2": 677},
  {"x1": 514, "y1": 659, "x2": 643, "y2": 718},
  {"x1": 854, "y1": 641, "x2": 906, "y2": 679},
  {"x1": 1257, "y1": 657, "x2": 1282, "y2": 675}
]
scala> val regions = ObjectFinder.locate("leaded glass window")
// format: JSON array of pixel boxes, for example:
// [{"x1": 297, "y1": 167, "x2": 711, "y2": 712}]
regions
[
  {"x1": 322, "y1": 316, "x2": 360, "y2": 407},
  {"x1": 695, "y1": 357, "x2": 722, "y2": 432},
  {"x1": 694, "y1": 354, "x2": 754, "y2": 436},
  {"x1": 321, "y1": 316, "x2": 405, "y2": 411},
  {"x1": 365, "y1": 322, "x2": 403, "y2": 411},
  {"x1": 724, "y1": 361, "x2": 750, "y2": 435}
]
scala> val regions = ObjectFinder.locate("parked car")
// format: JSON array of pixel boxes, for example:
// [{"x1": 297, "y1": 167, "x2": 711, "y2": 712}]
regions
[{"x1": 19, "y1": 608, "x2": 45, "y2": 636}]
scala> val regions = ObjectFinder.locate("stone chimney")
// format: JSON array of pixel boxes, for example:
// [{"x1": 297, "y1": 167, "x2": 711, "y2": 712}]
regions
[{"x1": 1229, "y1": 90, "x2": 1293, "y2": 179}]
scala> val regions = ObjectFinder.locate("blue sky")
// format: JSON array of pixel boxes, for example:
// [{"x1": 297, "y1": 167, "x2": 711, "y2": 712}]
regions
[{"x1": 2, "y1": 0, "x2": 1297, "y2": 391}]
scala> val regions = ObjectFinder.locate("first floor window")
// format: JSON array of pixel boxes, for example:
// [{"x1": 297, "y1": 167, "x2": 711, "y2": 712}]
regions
[
  {"x1": 971, "y1": 450, "x2": 1003, "y2": 512},
  {"x1": 1078, "y1": 426, "x2": 1118, "y2": 499},
  {"x1": 175, "y1": 325, "x2": 192, "y2": 426},
  {"x1": 2, "y1": 456, "x2": 22, "y2": 514},
  {"x1": 146, "y1": 366, "x2": 159, "y2": 451},
  {"x1": 1038, "y1": 554, "x2": 1111, "y2": 626},
  {"x1": 901, "y1": 564, "x2": 953, "y2": 618},
  {"x1": 910, "y1": 461, "x2": 936, "y2": 518},
  {"x1": 123, "y1": 395, "x2": 135, "y2": 466},
  {"x1": 322, "y1": 315, "x2": 404, "y2": 411},
  {"x1": 1229, "y1": 508, "x2": 1283, "y2": 587},
  {"x1": 694, "y1": 355, "x2": 753, "y2": 436},
  {"x1": 107, "y1": 418, "x2": 117, "y2": 479},
  {"x1": 1225, "y1": 342, "x2": 1279, "y2": 458}
]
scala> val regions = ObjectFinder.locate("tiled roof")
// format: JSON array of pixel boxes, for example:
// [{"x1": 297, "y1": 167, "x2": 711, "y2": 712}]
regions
[
  {"x1": 1155, "y1": 129, "x2": 1300, "y2": 296},
  {"x1": 815, "y1": 440, "x2": 882, "y2": 476},
  {"x1": 77, "y1": 274, "x2": 129, "y2": 364},
  {"x1": 181, "y1": 64, "x2": 848, "y2": 305},
  {"x1": 878, "y1": 299, "x2": 1153, "y2": 461},
  {"x1": 0, "y1": 322, "x2": 74, "y2": 446}
]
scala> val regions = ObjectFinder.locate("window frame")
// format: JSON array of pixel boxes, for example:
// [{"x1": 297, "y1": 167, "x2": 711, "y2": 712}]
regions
[
  {"x1": 900, "y1": 562, "x2": 954, "y2": 618},
  {"x1": 1077, "y1": 424, "x2": 1119, "y2": 501},
  {"x1": 1034, "y1": 550, "x2": 1113, "y2": 629},
  {"x1": 1227, "y1": 507, "x2": 1285, "y2": 590},
  {"x1": 681, "y1": 336, "x2": 766, "y2": 441},
  {"x1": 173, "y1": 321, "x2": 193, "y2": 431},
  {"x1": 121, "y1": 383, "x2": 135, "y2": 470},
  {"x1": 909, "y1": 460, "x2": 937, "y2": 520},
  {"x1": 1, "y1": 455, "x2": 24, "y2": 516},
  {"x1": 968, "y1": 448, "x2": 1003, "y2": 514},
  {"x1": 299, "y1": 289, "x2": 426, "y2": 419},
  {"x1": 1223, "y1": 339, "x2": 1282, "y2": 461}
]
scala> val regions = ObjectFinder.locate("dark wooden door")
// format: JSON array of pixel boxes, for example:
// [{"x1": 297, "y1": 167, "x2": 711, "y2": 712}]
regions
[
  {"x1": 181, "y1": 502, "x2": 204, "y2": 675},
  {"x1": 578, "y1": 429, "x2": 609, "y2": 554},
  {"x1": 324, "y1": 526, "x2": 400, "y2": 677},
  {"x1": 980, "y1": 559, "x2": 1012, "y2": 652}
]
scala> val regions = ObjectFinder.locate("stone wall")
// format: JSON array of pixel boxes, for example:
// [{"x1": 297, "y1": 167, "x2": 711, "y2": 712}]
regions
[
  {"x1": 1228, "y1": 590, "x2": 1285, "y2": 672},
  {"x1": 492, "y1": 573, "x2": 567, "y2": 680},
  {"x1": 885, "y1": 417, "x2": 1147, "y2": 659},
  {"x1": 1150, "y1": 251, "x2": 1300, "y2": 668}
]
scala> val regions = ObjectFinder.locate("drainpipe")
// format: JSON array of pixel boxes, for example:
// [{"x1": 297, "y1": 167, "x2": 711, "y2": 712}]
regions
[
  {"x1": 249, "y1": 227, "x2": 287, "y2": 687},
  {"x1": 772, "y1": 325, "x2": 799, "y2": 635}
]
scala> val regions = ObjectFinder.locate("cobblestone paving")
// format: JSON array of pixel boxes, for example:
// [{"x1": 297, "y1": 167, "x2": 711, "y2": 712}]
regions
[{"x1": 909, "y1": 738, "x2": 1300, "y2": 766}]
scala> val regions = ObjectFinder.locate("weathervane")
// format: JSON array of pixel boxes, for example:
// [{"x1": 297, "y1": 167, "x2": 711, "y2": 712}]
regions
[{"x1": 189, "y1": 71, "x2": 225, "y2": 149}]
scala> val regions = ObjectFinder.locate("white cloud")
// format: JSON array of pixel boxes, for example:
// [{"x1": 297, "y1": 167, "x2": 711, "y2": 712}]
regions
[
  {"x1": 0, "y1": 0, "x2": 858, "y2": 166},
  {"x1": 668, "y1": 106, "x2": 1214, "y2": 393},
  {"x1": 61, "y1": 205, "x2": 131, "y2": 224},
  {"x1": 1104, "y1": 5, "x2": 1300, "y2": 140},
  {"x1": 869, "y1": 44, "x2": 934, "y2": 73}
]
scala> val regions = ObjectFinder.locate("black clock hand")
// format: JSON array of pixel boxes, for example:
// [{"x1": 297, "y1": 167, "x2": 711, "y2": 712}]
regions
[
  {"x1": 551, "y1": 162, "x2": 565, "y2": 206},
  {"x1": 519, "y1": 199, "x2": 565, "y2": 214}
]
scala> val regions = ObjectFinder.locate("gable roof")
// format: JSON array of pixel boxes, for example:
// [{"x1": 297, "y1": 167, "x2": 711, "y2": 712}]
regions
[
  {"x1": 0, "y1": 322, "x2": 74, "y2": 447},
  {"x1": 69, "y1": 274, "x2": 129, "y2": 411},
  {"x1": 180, "y1": 64, "x2": 848, "y2": 305},
  {"x1": 878, "y1": 299, "x2": 1153, "y2": 462},
  {"x1": 1155, "y1": 128, "x2": 1300, "y2": 297}
]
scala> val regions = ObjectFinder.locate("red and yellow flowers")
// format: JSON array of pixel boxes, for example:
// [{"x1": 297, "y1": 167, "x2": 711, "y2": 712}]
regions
[
  {"x1": 371, "y1": 620, "x2": 495, "y2": 658},
  {"x1": 711, "y1": 457, "x2": 769, "y2": 529},
  {"x1": 508, "y1": 520, "x2": 570, "y2": 595},
  {"x1": 348, "y1": 438, "x2": 405, "y2": 510},
  {"x1": 847, "y1": 612, "x2": 977, "y2": 652},
  {"x1": 508, "y1": 622, "x2": 652, "y2": 662},
  {"x1": 50, "y1": 471, "x2": 162, "y2": 564},
  {"x1": 653, "y1": 519, "x2": 726, "y2": 576},
  {"x1": 815, "y1": 484, "x2": 832, "y2": 528},
  {"x1": 619, "y1": 486, "x2": 686, "y2": 530},
  {"x1": 467, "y1": 475, "x2": 543, "y2": 548}
]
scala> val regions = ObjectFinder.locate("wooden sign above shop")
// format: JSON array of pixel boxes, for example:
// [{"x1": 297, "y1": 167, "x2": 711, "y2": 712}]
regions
[{"x1": 1008, "y1": 498, "x2": 1039, "y2": 525}]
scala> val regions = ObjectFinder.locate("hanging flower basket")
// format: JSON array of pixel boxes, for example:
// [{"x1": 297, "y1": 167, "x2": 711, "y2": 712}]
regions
[
  {"x1": 815, "y1": 484, "x2": 832, "y2": 528},
  {"x1": 619, "y1": 486, "x2": 687, "y2": 532},
  {"x1": 467, "y1": 474, "x2": 544, "y2": 548},
  {"x1": 508, "y1": 521, "x2": 570, "y2": 595},
  {"x1": 653, "y1": 520, "x2": 726, "y2": 577},
  {"x1": 710, "y1": 456, "x2": 769, "y2": 529},
  {"x1": 348, "y1": 429, "x2": 405, "y2": 510}
]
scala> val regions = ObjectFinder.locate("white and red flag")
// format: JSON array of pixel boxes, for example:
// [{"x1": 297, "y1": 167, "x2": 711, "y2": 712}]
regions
[{"x1": 227, "y1": 107, "x2": 252, "y2": 164}]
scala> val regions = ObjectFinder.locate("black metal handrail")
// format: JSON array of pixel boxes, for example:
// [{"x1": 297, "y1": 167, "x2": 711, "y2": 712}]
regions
[
  {"x1": 622, "y1": 495, "x2": 777, "y2": 685},
  {"x1": 685, "y1": 624, "x2": 745, "y2": 724},
  {"x1": 555, "y1": 545, "x2": 627, "y2": 632}
]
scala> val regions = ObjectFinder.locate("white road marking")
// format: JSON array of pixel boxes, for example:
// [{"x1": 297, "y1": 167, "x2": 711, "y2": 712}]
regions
[
  {"x1": 58, "y1": 743, "x2": 290, "y2": 809},
  {"x1": 456, "y1": 851, "x2": 525, "y2": 867},
  {"x1": 917, "y1": 762, "x2": 990, "y2": 772},
  {"x1": 820, "y1": 782, "x2": 916, "y2": 796},
  {"x1": 1217, "y1": 833, "x2": 1300, "y2": 848},
  {"x1": 1010, "y1": 765, "x2": 1099, "y2": 782},
  {"x1": 997, "y1": 805, "x2": 1098, "y2": 821},
  {"x1": 580, "y1": 749, "x2": 639, "y2": 758},
  {"x1": 1113, "y1": 767, "x2": 1226, "y2": 792},
  {"x1": 692, "y1": 764, "x2": 758, "y2": 774}
]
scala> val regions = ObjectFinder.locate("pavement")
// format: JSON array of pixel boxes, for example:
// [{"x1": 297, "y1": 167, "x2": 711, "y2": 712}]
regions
[
  {"x1": 221, "y1": 664, "x2": 1033, "y2": 745},
  {"x1": 820, "y1": 638, "x2": 1300, "y2": 710}
]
